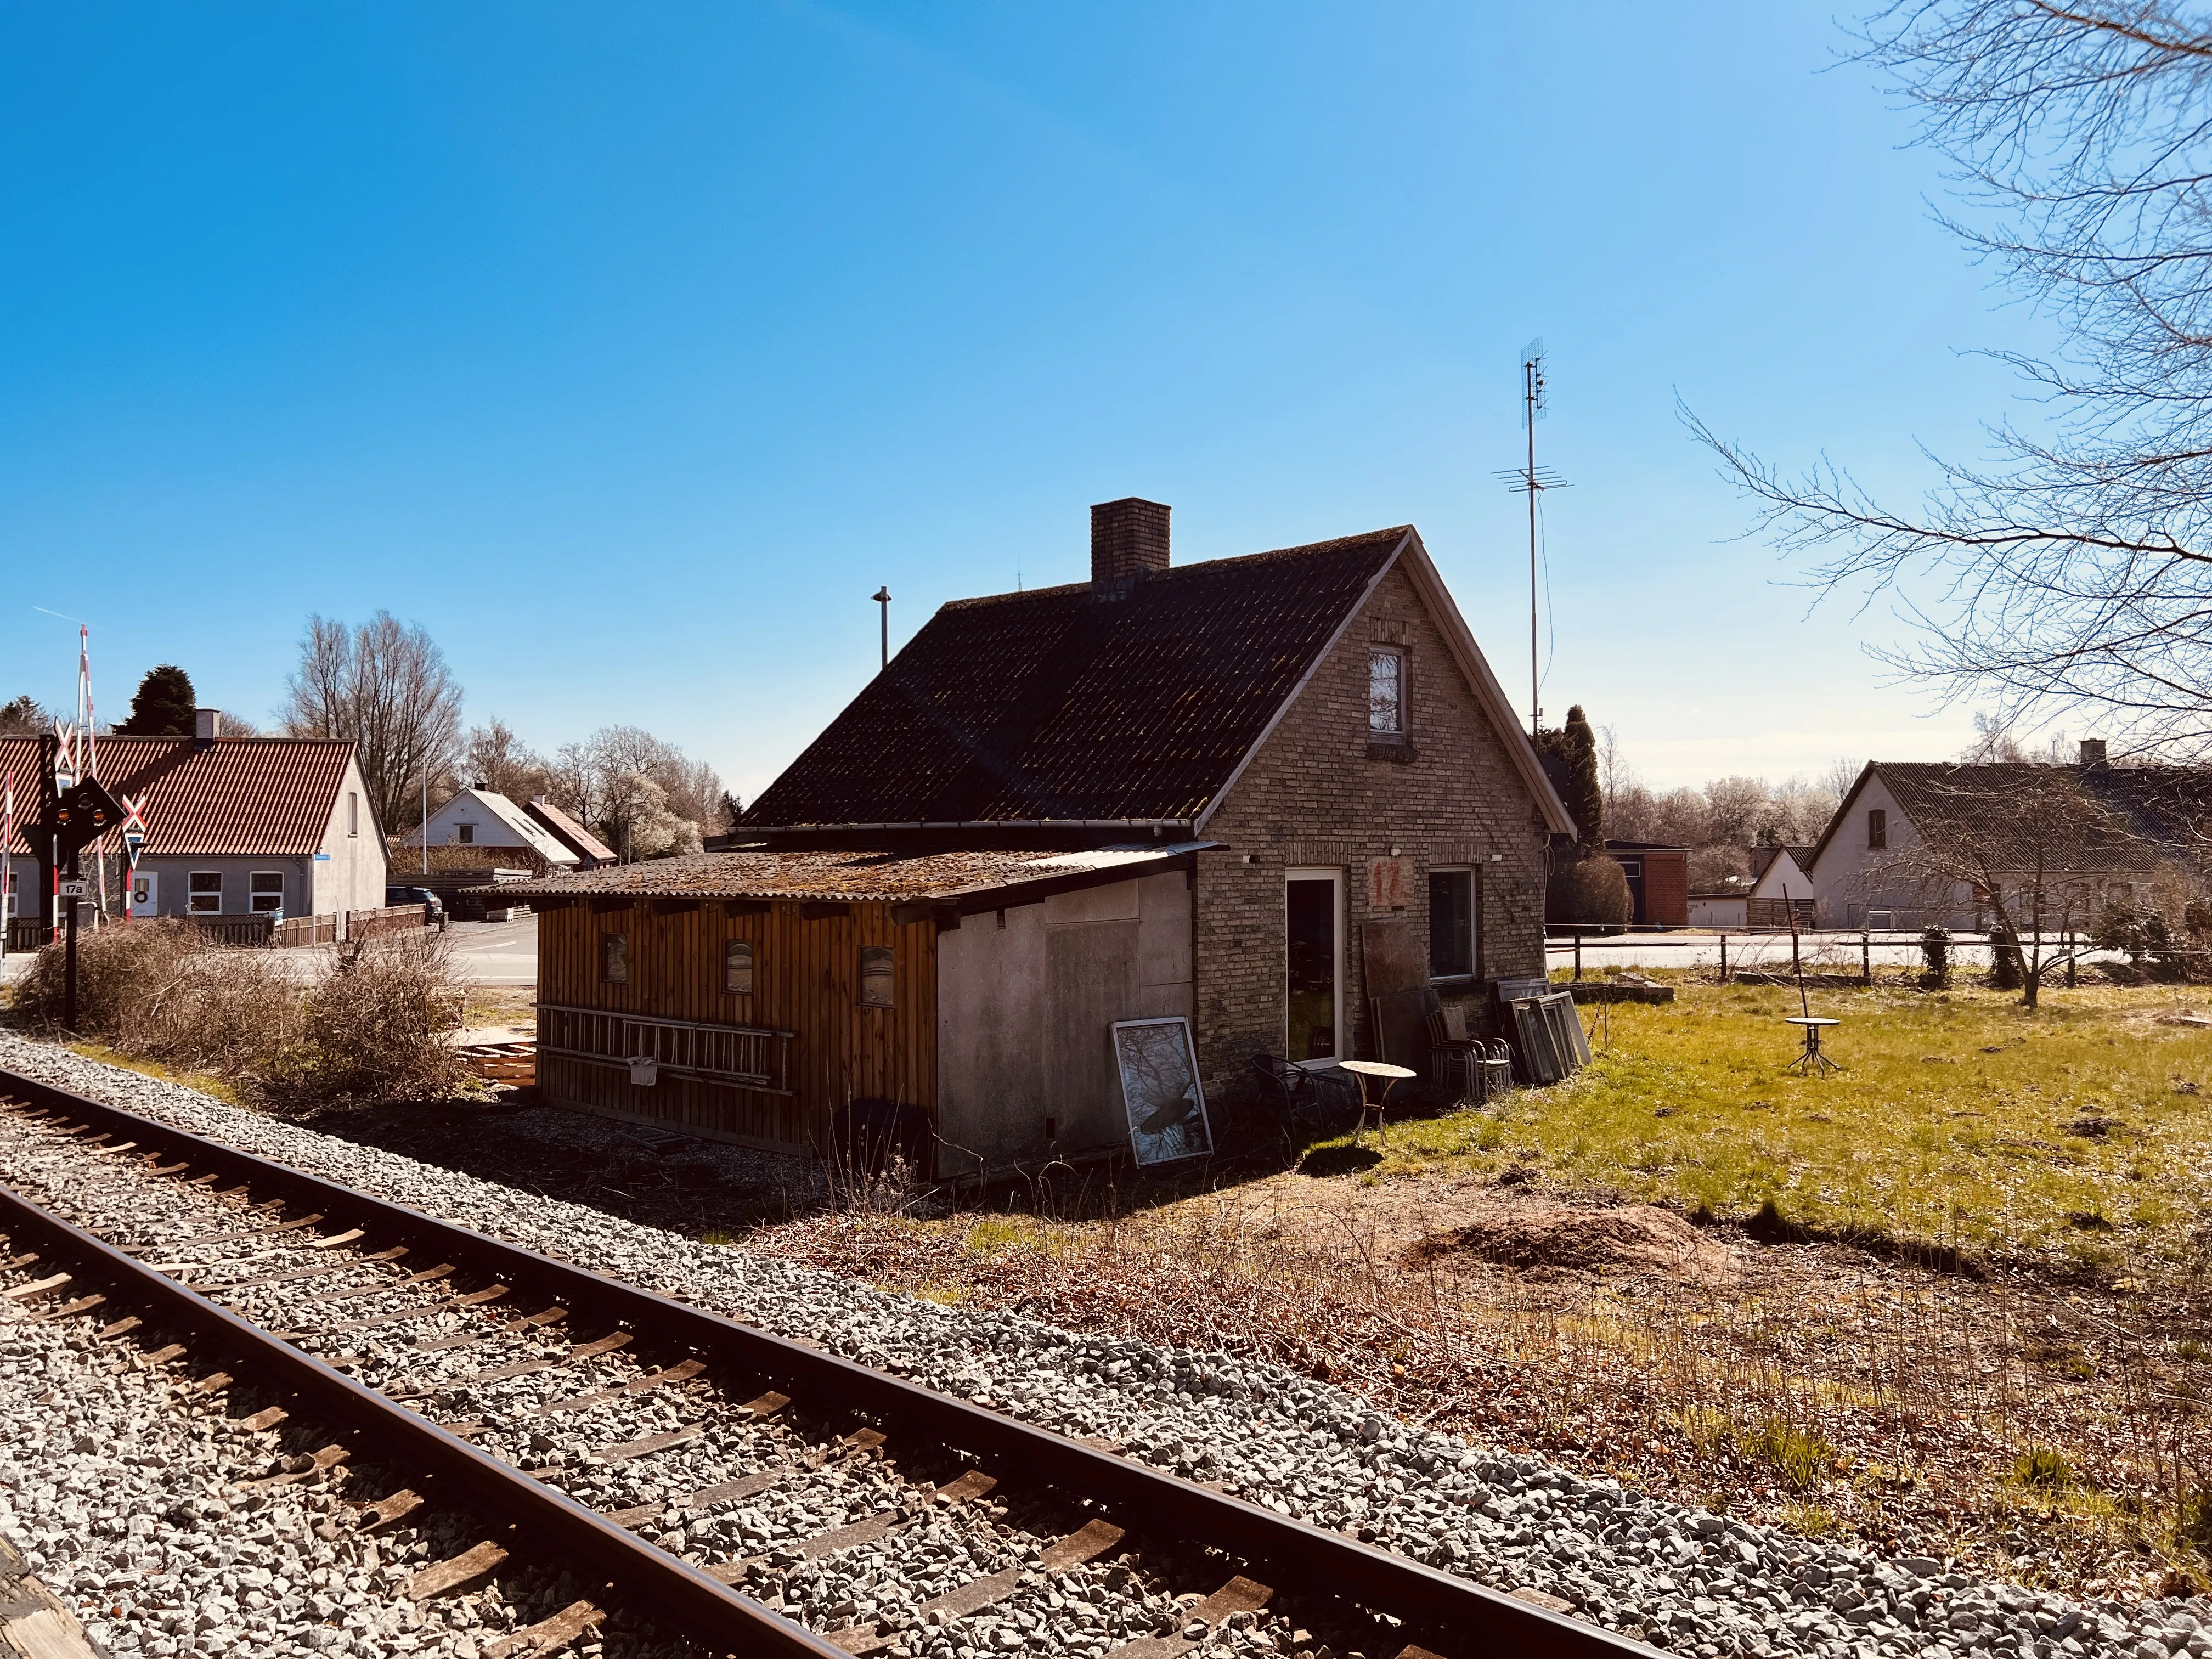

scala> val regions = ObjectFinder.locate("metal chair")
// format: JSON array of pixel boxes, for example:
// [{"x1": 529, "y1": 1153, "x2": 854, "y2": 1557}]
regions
[
  {"x1": 1425, "y1": 1003, "x2": 1483, "y2": 1102},
  {"x1": 1249, "y1": 1054, "x2": 1358, "y2": 1140}
]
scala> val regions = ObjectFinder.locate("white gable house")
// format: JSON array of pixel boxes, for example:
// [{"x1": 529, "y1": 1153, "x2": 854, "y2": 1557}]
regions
[{"x1": 404, "y1": 789, "x2": 578, "y2": 867}]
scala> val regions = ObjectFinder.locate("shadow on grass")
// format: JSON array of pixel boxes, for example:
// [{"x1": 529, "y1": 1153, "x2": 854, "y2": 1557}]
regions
[{"x1": 1294, "y1": 1141, "x2": 1384, "y2": 1177}]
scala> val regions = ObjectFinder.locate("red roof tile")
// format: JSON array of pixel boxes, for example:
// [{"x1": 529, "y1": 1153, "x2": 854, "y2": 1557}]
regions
[{"x1": 0, "y1": 736, "x2": 362, "y2": 858}]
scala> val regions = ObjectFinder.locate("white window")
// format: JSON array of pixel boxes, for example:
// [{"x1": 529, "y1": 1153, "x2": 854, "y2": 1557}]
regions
[
  {"x1": 347, "y1": 792, "x2": 359, "y2": 837},
  {"x1": 1368, "y1": 649, "x2": 1404, "y2": 735},
  {"x1": 456, "y1": 822, "x2": 474, "y2": 844},
  {"x1": 189, "y1": 872, "x2": 223, "y2": 915},
  {"x1": 250, "y1": 872, "x2": 285, "y2": 915}
]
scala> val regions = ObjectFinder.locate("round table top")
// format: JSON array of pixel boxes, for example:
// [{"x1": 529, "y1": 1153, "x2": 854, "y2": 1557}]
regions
[
  {"x1": 1786, "y1": 1016, "x2": 1841, "y2": 1028},
  {"x1": 1340, "y1": 1060, "x2": 1419, "y2": 1079}
]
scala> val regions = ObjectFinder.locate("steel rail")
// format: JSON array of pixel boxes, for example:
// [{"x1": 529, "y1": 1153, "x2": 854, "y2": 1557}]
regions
[
  {"x1": 0, "y1": 1177, "x2": 845, "y2": 1659},
  {"x1": 0, "y1": 1064, "x2": 1660, "y2": 1659}
]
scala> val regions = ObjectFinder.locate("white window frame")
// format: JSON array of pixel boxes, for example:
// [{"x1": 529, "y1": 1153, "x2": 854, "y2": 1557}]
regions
[
  {"x1": 1285, "y1": 868, "x2": 1345, "y2": 1070},
  {"x1": 1367, "y1": 648, "x2": 1406, "y2": 737},
  {"x1": 1427, "y1": 865, "x2": 1478, "y2": 981},
  {"x1": 189, "y1": 871, "x2": 224, "y2": 915},
  {"x1": 347, "y1": 791, "x2": 359, "y2": 837},
  {"x1": 249, "y1": 872, "x2": 285, "y2": 915}
]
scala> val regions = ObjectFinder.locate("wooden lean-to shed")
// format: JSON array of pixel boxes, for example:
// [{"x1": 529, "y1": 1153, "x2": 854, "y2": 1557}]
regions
[{"x1": 501, "y1": 843, "x2": 1205, "y2": 1163}]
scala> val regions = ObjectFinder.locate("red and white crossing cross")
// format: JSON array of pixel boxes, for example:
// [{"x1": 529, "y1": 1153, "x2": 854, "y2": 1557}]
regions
[{"x1": 119, "y1": 794, "x2": 148, "y2": 868}]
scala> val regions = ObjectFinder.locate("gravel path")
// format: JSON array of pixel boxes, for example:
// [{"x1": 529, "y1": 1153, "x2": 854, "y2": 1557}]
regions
[{"x1": 6, "y1": 1030, "x2": 2211, "y2": 1659}]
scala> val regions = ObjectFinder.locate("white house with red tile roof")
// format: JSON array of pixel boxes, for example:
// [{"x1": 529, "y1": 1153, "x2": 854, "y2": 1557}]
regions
[{"x1": 1, "y1": 719, "x2": 387, "y2": 930}]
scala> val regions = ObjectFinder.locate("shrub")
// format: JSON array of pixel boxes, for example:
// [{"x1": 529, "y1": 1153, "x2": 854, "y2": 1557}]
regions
[
  {"x1": 1737, "y1": 1415, "x2": 1837, "y2": 1491},
  {"x1": 1919, "y1": 926, "x2": 1951, "y2": 987},
  {"x1": 1989, "y1": 924, "x2": 2025, "y2": 990},
  {"x1": 1548, "y1": 851, "x2": 1631, "y2": 928},
  {"x1": 8, "y1": 920, "x2": 200, "y2": 1035},
  {"x1": 257, "y1": 930, "x2": 472, "y2": 1114}
]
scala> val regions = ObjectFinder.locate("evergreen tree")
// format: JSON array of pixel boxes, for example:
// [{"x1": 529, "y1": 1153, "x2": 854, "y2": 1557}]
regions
[
  {"x1": 1561, "y1": 704, "x2": 1602, "y2": 851},
  {"x1": 114, "y1": 665, "x2": 197, "y2": 736}
]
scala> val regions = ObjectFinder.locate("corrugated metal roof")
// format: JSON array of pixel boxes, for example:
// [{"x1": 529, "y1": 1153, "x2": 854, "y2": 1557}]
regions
[
  {"x1": 0, "y1": 736, "x2": 360, "y2": 858},
  {"x1": 477, "y1": 842, "x2": 1215, "y2": 905}
]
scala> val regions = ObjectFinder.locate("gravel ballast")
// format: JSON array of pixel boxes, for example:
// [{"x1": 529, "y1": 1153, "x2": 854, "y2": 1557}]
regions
[{"x1": 4, "y1": 1031, "x2": 2208, "y2": 1659}]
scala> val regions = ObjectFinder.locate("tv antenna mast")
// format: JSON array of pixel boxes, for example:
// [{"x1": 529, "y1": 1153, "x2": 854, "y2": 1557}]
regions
[{"x1": 1493, "y1": 340, "x2": 1568, "y2": 738}]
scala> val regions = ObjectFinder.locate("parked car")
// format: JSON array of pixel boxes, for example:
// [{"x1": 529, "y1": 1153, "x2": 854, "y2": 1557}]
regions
[{"x1": 386, "y1": 884, "x2": 447, "y2": 930}]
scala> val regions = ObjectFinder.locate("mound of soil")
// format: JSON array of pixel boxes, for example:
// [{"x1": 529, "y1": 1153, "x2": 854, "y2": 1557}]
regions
[{"x1": 1412, "y1": 1200, "x2": 1736, "y2": 1283}]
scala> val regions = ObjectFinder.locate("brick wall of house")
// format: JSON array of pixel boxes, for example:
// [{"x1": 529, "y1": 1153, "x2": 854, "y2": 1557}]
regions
[{"x1": 1192, "y1": 562, "x2": 1550, "y2": 1100}]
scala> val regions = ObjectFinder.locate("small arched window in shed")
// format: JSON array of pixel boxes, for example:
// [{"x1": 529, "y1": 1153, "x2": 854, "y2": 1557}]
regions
[
  {"x1": 725, "y1": 938, "x2": 754, "y2": 996},
  {"x1": 858, "y1": 946, "x2": 894, "y2": 1008},
  {"x1": 601, "y1": 932, "x2": 628, "y2": 984}
]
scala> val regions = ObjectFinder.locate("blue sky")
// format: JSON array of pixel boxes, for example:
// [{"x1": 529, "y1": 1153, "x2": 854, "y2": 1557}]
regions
[{"x1": 0, "y1": 3, "x2": 2061, "y2": 798}]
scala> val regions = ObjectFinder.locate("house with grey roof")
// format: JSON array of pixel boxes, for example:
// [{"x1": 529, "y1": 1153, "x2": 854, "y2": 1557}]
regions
[
  {"x1": 492, "y1": 499, "x2": 1568, "y2": 1176},
  {"x1": 403, "y1": 787, "x2": 580, "y2": 871},
  {"x1": 1804, "y1": 744, "x2": 2210, "y2": 930}
]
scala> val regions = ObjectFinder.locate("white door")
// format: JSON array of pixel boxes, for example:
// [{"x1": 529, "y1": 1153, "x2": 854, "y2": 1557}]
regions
[{"x1": 128, "y1": 870, "x2": 158, "y2": 917}]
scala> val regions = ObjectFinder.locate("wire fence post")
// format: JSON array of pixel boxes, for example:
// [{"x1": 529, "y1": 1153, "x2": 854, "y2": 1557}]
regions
[
  {"x1": 1862, "y1": 932, "x2": 1872, "y2": 986},
  {"x1": 1573, "y1": 929, "x2": 1583, "y2": 981},
  {"x1": 1719, "y1": 933, "x2": 1728, "y2": 982}
]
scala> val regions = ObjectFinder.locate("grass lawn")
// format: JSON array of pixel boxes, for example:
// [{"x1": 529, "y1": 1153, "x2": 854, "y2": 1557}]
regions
[{"x1": 1335, "y1": 980, "x2": 2212, "y2": 1274}]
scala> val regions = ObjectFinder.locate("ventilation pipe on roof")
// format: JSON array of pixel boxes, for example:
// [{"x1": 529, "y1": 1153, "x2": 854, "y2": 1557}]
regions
[
  {"x1": 1091, "y1": 498, "x2": 1170, "y2": 591},
  {"x1": 193, "y1": 709, "x2": 222, "y2": 750},
  {"x1": 2080, "y1": 738, "x2": 2108, "y2": 768}
]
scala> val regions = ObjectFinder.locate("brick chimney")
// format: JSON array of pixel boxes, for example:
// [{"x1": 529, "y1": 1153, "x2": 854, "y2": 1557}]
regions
[
  {"x1": 1090, "y1": 498, "x2": 1170, "y2": 588},
  {"x1": 2079, "y1": 737, "x2": 2108, "y2": 768}
]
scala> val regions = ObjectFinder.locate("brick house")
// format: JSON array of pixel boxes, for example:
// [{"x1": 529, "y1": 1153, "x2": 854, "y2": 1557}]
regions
[{"x1": 494, "y1": 500, "x2": 1567, "y2": 1173}]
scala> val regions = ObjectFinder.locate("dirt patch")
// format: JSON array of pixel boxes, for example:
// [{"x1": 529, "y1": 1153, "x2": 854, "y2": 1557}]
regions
[{"x1": 1411, "y1": 1199, "x2": 1737, "y2": 1284}]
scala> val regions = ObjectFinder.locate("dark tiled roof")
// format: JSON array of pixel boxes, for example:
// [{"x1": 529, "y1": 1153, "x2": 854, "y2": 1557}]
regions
[
  {"x1": 1821, "y1": 762, "x2": 2212, "y2": 876},
  {"x1": 1747, "y1": 844, "x2": 1812, "y2": 881},
  {"x1": 476, "y1": 842, "x2": 1212, "y2": 905},
  {"x1": 0, "y1": 736, "x2": 362, "y2": 857},
  {"x1": 741, "y1": 528, "x2": 1410, "y2": 828},
  {"x1": 522, "y1": 797, "x2": 617, "y2": 864}
]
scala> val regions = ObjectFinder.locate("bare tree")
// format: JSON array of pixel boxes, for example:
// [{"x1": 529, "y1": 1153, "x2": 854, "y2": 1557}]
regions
[
  {"x1": 279, "y1": 613, "x2": 464, "y2": 831},
  {"x1": 461, "y1": 718, "x2": 551, "y2": 803},
  {"x1": 1861, "y1": 765, "x2": 2134, "y2": 1006},
  {"x1": 547, "y1": 725, "x2": 721, "y2": 861},
  {"x1": 1693, "y1": 2, "x2": 2212, "y2": 755}
]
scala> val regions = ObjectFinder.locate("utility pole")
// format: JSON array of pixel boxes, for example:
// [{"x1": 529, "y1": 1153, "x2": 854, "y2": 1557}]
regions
[
  {"x1": 873, "y1": 587, "x2": 891, "y2": 672},
  {"x1": 1496, "y1": 341, "x2": 1567, "y2": 738}
]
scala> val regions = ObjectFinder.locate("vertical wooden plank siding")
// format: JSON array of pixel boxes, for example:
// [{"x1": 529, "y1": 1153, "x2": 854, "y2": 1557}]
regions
[{"x1": 535, "y1": 899, "x2": 938, "y2": 1154}]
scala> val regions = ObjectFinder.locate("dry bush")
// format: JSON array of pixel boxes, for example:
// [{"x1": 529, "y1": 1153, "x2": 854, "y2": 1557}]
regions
[
  {"x1": 122, "y1": 949, "x2": 303, "y2": 1076},
  {"x1": 258, "y1": 929, "x2": 472, "y2": 1114},
  {"x1": 8, "y1": 920, "x2": 200, "y2": 1036}
]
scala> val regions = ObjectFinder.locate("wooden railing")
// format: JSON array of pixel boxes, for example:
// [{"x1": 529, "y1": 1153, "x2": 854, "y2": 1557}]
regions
[
  {"x1": 192, "y1": 915, "x2": 274, "y2": 947},
  {"x1": 347, "y1": 904, "x2": 428, "y2": 942},
  {"x1": 538, "y1": 1004, "x2": 795, "y2": 1096}
]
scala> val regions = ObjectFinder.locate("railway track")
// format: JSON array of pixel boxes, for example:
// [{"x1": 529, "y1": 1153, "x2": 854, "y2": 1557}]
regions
[{"x1": 0, "y1": 1062, "x2": 1655, "y2": 1659}]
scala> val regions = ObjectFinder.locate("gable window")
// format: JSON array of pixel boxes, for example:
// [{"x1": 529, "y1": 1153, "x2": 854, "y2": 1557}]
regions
[
  {"x1": 456, "y1": 823, "x2": 474, "y2": 844},
  {"x1": 1368, "y1": 649, "x2": 1404, "y2": 736},
  {"x1": 1867, "y1": 808, "x2": 1887, "y2": 849},
  {"x1": 724, "y1": 938, "x2": 754, "y2": 995},
  {"x1": 602, "y1": 932, "x2": 628, "y2": 984},
  {"x1": 189, "y1": 872, "x2": 223, "y2": 915},
  {"x1": 1429, "y1": 868, "x2": 1477, "y2": 979},
  {"x1": 347, "y1": 792, "x2": 359, "y2": 837},
  {"x1": 858, "y1": 946, "x2": 894, "y2": 1008},
  {"x1": 250, "y1": 873, "x2": 285, "y2": 915}
]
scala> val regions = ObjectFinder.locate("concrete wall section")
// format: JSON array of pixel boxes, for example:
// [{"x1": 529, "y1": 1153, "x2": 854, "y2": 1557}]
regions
[{"x1": 935, "y1": 870, "x2": 1193, "y2": 1178}]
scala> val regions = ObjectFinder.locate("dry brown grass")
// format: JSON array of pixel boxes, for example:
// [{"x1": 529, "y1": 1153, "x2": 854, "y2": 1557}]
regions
[
  {"x1": 5, "y1": 921, "x2": 472, "y2": 1114},
  {"x1": 763, "y1": 1194, "x2": 2212, "y2": 1596}
]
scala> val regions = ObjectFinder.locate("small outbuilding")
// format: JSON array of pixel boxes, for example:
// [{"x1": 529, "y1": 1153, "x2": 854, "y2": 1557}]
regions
[
  {"x1": 492, "y1": 500, "x2": 1571, "y2": 1177},
  {"x1": 1602, "y1": 840, "x2": 1689, "y2": 927}
]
